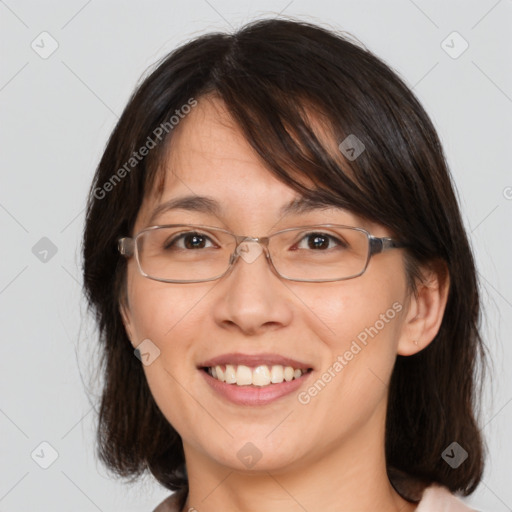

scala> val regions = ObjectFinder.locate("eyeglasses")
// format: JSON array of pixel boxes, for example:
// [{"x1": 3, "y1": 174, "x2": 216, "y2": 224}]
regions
[{"x1": 118, "y1": 224, "x2": 406, "y2": 283}]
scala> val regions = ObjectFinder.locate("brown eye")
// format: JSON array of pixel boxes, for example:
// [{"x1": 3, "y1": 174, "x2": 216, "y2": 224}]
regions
[
  {"x1": 164, "y1": 232, "x2": 214, "y2": 250},
  {"x1": 295, "y1": 232, "x2": 347, "y2": 251}
]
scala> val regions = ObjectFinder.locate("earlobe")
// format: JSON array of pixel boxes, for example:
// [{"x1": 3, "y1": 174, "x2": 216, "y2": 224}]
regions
[{"x1": 397, "y1": 261, "x2": 450, "y2": 356}]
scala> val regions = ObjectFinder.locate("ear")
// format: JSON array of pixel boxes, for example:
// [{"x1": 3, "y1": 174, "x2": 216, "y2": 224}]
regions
[
  {"x1": 397, "y1": 260, "x2": 450, "y2": 356},
  {"x1": 119, "y1": 300, "x2": 136, "y2": 348}
]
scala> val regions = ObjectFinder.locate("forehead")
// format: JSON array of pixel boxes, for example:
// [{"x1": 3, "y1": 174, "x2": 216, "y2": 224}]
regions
[
  {"x1": 136, "y1": 98, "x2": 296, "y2": 224},
  {"x1": 134, "y1": 96, "x2": 376, "y2": 234},
  {"x1": 169, "y1": 96, "x2": 294, "y2": 191},
  {"x1": 152, "y1": 93, "x2": 344, "y2": 196}
]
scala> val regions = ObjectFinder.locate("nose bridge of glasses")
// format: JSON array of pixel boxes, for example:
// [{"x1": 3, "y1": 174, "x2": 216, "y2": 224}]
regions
[{"x1": 232, "y1": 236, "x2": 271, "y2": 265}]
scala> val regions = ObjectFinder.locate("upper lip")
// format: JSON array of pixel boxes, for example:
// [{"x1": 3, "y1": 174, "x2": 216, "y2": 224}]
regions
[{"x1": 198, "y1": 353, "x2": 313, "y2": 370}]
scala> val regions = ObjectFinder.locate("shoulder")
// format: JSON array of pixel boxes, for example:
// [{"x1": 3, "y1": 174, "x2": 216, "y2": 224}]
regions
[
  {"x1": 416, "y1": 483, "x2": 480, "y2": 512},
  {"x1": 388, "y1": 466, "x2": 481, "y2": 511},
  {"x1": 153, "y1": 490, "x2": 186, "y2": 512}
]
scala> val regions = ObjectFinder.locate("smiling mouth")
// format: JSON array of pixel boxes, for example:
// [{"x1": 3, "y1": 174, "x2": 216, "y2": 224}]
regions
[{"x1": 201, "y1": 364, "x2": 313, "y2": 386}]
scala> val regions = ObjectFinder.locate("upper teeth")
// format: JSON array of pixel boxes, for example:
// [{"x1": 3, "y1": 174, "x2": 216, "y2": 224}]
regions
[{"x1": 207, "y1": 364, "x2": 307, "y2": 386}]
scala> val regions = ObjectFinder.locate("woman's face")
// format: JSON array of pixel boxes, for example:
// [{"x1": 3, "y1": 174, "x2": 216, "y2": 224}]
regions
[{"x1": 121, "y1": 96, "x2": 413, "y2": 474}]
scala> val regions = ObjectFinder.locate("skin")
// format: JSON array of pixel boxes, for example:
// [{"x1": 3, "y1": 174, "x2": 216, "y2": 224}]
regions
[{"x1": 120, "y1": 96, "x2": 450, "y2": 512}]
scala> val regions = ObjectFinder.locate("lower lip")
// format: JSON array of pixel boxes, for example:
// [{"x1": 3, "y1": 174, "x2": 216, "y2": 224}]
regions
[{"x1": 200, "y1": 368, "x2": 313, "y2": 406}]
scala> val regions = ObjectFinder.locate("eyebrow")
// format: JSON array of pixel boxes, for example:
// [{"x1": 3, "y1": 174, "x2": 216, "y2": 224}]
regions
[{"x1": 147, "y1": 194, "x2": 341, "y2": 225}]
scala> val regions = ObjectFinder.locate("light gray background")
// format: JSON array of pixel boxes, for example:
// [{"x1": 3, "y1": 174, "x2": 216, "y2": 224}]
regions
[{"x1": 1, "y1": 1, "x2": 511, "y2": 511}]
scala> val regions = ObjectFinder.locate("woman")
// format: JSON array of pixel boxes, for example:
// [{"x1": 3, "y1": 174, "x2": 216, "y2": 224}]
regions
[{"x1": 83, "y1": 18, "x2": 488, "y2": 512}]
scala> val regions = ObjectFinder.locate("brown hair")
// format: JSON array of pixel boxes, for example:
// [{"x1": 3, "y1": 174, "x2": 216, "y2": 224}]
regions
[{"x1": 82, "y1": 18, "x2": 489, "y2": 507}]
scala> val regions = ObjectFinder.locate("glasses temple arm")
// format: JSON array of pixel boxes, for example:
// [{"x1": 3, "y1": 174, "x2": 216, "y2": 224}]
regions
[
  {"x1": 118, "y1": 237, "x2": 135, "y2": 257},
  {"x1": 369, "y1": 236, "x2": 407, "y2": 255}
]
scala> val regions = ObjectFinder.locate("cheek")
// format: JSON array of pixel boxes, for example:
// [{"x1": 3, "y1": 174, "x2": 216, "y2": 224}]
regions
[
  {"x1": 124, "y1": 271, "x2": 213, "y2": 383},
  {"x1": 125, "y1": 266, "x2": 205, "y2": 342},
  {"x1": 125, "y1": 276, "x2": 209, "y2": 433},
  {"x1": 299, "y1": 272, "x2": 406, "y2": 349},
  {"x1": 295, "y1": 273, "x2": 407, "y2": 408}
]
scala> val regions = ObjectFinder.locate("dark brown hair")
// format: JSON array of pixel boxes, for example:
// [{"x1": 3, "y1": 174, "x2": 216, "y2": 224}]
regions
[{"x1": 82, "y1": 18, "x2": 489, "y2": 507}]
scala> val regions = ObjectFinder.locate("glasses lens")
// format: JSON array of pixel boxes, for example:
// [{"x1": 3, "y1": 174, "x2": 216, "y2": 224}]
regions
[
  {"x1": 136, "y1": 225, "x2": 370, "y2": 282},
  {"x1": 137, "y1": 226, "x2": 235, "y2": 282},
  {"x1": 269, "y1": 226, "x2": 370, "y2": 281}
]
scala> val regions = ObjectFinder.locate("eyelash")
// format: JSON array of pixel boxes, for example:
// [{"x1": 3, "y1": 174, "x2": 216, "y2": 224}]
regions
[{"x1": 164, "y1": 231, "x2": 346, "y2": 251}]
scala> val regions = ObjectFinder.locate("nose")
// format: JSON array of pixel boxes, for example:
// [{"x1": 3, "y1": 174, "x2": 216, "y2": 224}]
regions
[{"x1": 211, "y1": 240, "x2": 294, "y2": 335}]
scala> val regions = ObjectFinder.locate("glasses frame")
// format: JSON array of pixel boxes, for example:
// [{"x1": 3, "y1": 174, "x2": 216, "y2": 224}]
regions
[{"x1": 118, "y1": 223, "x2": 407, "y2": 283}]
